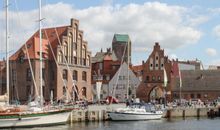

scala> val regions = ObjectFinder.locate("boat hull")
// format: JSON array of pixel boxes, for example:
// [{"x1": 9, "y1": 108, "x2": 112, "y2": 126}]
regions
[
  {"x1": 108, "y1": 112, "x2": 162, "y2": 121},
  {"x1": 0, "y1": 110, "x2": 71, "y2": 128}
]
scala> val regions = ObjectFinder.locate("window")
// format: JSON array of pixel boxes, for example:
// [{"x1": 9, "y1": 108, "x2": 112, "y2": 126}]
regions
[
  {"x1": 158, "y1": 76, "x2": 161, "y2": 81},
  {"x1": 19, "y1": 55, "x2": 24, "y2": 63},
  {"x1": 82, "y1": 45, "x2": 86, "y2": 66},
  {"x1": 82, "y1": 71, "x2": 87, "y2": 81},
  {"x1": 73, "y1": 70, "x2": 78, "y2": 81},
  {"x1": 190, "y1": 93, "x2": 195, "y2": 99},
  {"x1": 42, "y1": 68, "x2": 45, "y2": 80},
  {"x1": 145, "y1": 76, "x2": 149, "y2": 82},
  {"x1": 197, "y1": 94, "x2": 201, "y2": 99},
  {"x1": 103, "y1": 75, "x2": 106, "y2": 80},
  {"x1": 156, "y1": 56, "x2": 159, "y2": 60},
  {"x1": 152, "y1": 76, "x2": 155, "y2": 81},
  {"x1": 86, "y1": 56, "x2": 90, "y2": 66},
  {"x1": 63, "y1": 42, "x2": 68, "y2": 58},
  {"x1": 63, "y1": 86, "x2": 66, "y2": 96},
  {"x1": 26, "y1": 68, "x2": 31, "y2": 81},
  {"x1": 58, "y1": 51, "x2": 62, "y2": 62},
  {"x1": 12, "y1": 69, "x2": 16, "y2": 83},
  {"x1": 82, "y1": 87, "x2": 87, "y2": 97},
  {"x1": 63, "y1": 69, "x2": 68, "y2": 80},
  {"x1": 156, "y1": 64, "x2": 158, "y2": 67},
  {"x1": 74, "y1": 57, "x2": 77, "y2": 64},
  {"x1": 106, "y1": 75, "x2": 110, "y2": 80}
]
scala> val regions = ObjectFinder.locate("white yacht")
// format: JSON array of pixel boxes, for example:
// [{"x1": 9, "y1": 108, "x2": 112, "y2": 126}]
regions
[{"x1": 108, "y1": 103, "x2": 163, "y2": 121}]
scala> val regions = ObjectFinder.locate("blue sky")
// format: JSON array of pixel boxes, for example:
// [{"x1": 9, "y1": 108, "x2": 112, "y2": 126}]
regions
[{"x1": 1, "y1": 0, "x2": 220, "y2": 67}]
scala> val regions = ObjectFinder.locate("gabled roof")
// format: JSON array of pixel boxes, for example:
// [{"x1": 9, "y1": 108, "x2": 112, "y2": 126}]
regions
[
  {"x1": 10, "y1": 26, "x2": 68, "y2": 60},
  {"x1": 114, "y1": 34, "x2": 129, "y2": 42},
  {"x1": 173, "y1": 70, "x2": 220, "y2": 91}
]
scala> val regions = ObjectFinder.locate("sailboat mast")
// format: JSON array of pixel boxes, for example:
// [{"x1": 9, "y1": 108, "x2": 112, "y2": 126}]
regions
[
  {"x1": 6, "y1": 0, "x2": 10, "y2": 105},
  {"x1": 39, "y1": 0, "x2": 43, "y2": 107},
  {"x1": 127, "y1": 41, "x2": 129, "y2": 99}
]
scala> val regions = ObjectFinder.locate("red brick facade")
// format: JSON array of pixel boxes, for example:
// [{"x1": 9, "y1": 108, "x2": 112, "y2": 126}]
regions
[
  {"x1": 6, "y1": 18, "x2": 92, "y2": 103},
  {"x1": 136, "y1": 43, "x2": 172, "y2": 102}
]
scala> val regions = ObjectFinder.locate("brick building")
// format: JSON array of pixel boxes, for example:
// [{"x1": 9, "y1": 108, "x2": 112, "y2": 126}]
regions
[
  {"x1": 92, "y1": 34, "x2": 135, "y2": 102},
  {"x1": 91, "y1": 48, "x2": 121, "y2": 101},
  {"x1": 0, "y1": 60, "x2": 6, "y2": 95},
  {"x1": 7, "y1": 18, "x2": 92, "y2": 103},
  {"x1": 171, "y1": 61, "x2": 220, "y2": 102},
  {"x1": 135, "y1": 42, "x2": 172, "y2": 102}
]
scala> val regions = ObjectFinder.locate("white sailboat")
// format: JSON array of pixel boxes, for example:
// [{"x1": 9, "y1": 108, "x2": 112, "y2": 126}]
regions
[
  {"x1": 0, "y1": 0, "x2": 71, "y2": 128},
  {"x1": 108, "y1": 41, "x2": 163, "y2": 121}
]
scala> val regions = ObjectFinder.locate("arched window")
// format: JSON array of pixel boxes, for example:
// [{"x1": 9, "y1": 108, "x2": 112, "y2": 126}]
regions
[
  {"x1": 73, "y1": 70, "x2": 78, "y2": 81},
  {"x1": 82, "y1": 45, "x2": 86, "y2": 65},
  {"x1": 73, "y1": 43, "x2": 77, "y2": 64},
  {"x1": 82, "y1": 87, "x2": 87, "y2": 98},
  {"x1": 69, "y1": 32, "x2": 73, "y2": 63},
  {"x1": 63, "y1": 42, "x2": 68, "y2": 61},
  {"x1": 82, "y1": 71, "x2": 87, "y2": 81},
  {"x1": 86, "y1": 55, "x2": 90, "y2": 66},
  {"x1": 63, "y1": 69, "x2": 68, "y2": 80},
  {"x1": 74, "y1": 24, "x2": 78, "y2": 42}
]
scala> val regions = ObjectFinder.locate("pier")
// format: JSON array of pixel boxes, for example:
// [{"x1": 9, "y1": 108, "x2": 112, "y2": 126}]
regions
[
  {"x1": 68, "y1": 104, "x2": 126, "y2": 122},
  {"x1": 68, "y1": 105, "x2": 220, "y2": 122},
  {"x1": 165, "y1": 107, "x2": 219, "y2": 118}
]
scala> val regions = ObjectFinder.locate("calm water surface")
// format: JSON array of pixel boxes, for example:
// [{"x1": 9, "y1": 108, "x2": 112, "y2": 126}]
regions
[{"x1": 16, "y1": 117, "x2": 220, "y2": 130}]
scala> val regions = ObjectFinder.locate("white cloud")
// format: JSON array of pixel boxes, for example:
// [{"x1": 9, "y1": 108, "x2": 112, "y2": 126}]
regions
[
  {"x1": 213, "y1": 25, "x2": 220, "y2": 38},
  {"x1": 187, "y1": 15, "x2": 209, "y2": 27},
  {"x1": 0, "y1": 2, "x2": 202, "y2": 58},
  {"x1": 205, "y1": 48, "x2": 217, "y2": 56}
]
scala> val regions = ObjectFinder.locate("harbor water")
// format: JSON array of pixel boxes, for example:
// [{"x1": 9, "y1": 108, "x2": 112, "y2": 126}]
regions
[{"x1": 15, "y1": 117, "x2": 220, "y2": 130}]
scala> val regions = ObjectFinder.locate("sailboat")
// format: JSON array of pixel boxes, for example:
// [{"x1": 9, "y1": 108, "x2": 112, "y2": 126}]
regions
[
  {"x1": 0, "y1": 0, "x2": 71, "y2": 128},
  {"x1": 108, "y1": 41, "x2": 163, "y2": 121}
]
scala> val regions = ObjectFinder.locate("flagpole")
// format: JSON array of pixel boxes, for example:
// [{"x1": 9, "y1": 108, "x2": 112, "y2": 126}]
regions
[
  {"x1": 163, "y1": 68, "x2": 168, "y2": 108},
  {"x1": 179, "y1": 69, "x2": 182, "y2": 104}
]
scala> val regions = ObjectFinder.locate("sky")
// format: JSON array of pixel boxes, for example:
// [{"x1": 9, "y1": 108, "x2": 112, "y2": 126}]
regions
[{"x1": 0, "y1": 0, "x2": 220, "y2": 68}]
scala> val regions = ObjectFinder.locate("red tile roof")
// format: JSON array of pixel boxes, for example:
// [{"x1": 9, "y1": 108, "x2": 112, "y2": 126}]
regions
[
  {"x1": 10, "y1": 26, "x2": 68, "y2": 61},
  {"x1": 132, "y1": 65, "x2": 143, "y2": 72}
]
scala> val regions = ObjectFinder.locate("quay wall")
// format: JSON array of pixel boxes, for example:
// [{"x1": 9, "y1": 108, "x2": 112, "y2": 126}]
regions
[
  {"x1": 68, "y1": 105, "x2": 219, "y2": 122},
  {"x1": 69, "y1": 104, "x2": 126, "y2": 122},
  {"x1": 165, "y1": 107, "x2": 219, "y2": 118}
]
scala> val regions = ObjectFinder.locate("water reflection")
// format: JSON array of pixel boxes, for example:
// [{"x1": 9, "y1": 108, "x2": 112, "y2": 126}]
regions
[{"x1": 15, "y1": 117, "x2": 220, "y2": 130}]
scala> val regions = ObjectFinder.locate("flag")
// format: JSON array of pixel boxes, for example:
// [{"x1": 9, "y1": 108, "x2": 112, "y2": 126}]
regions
[
  {"x1": 164, "y1": 68, "x2": 168, "y2": 87},
  {"x1": 96, "y1": 81, "x2": 102, "y2": 101},
  {"x1": 179, "y1": 69, "x2": 182, "y2": 88}
]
